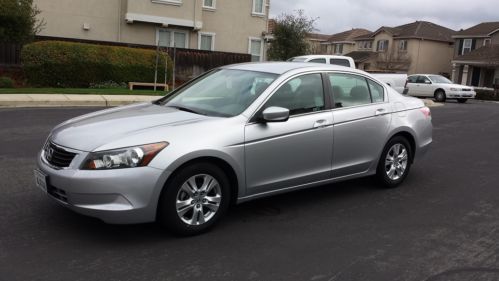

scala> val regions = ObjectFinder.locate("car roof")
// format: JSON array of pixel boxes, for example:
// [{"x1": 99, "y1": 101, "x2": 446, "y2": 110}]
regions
[
  {"x1": 223, "y1": 62, "x2": 356, "y2": 75},
  {"x1": 292, "y1": 55, "x2": 352, "y2": 59},
  {"x1": 409, "y1": 74, "x2": 441, "y2": 76}
]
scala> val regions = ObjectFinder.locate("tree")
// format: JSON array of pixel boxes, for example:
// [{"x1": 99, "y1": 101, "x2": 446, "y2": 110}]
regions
[
  {"x1": 0, "y1": 0, "x2": 44, "y2": 43},
  {"x1": 268, "y1": 10, "x2": 317, "y2": 61}
]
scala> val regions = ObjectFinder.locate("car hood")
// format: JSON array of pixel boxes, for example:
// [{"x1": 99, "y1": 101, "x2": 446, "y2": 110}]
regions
[
  {"x1": 50, "y1": 103, "x2": 211, "y2": 151},
  {"x1": 445, "y1": 83, "x2": 473, "y2": 90}
]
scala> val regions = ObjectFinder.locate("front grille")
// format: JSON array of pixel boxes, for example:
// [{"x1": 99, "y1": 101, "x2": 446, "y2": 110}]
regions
[
  {"x1": 462, "y1": 89, "x2": 471, "y2": 92},
  {"x1": 44, "y1": 142, "x2": 77, "y2": 168}
]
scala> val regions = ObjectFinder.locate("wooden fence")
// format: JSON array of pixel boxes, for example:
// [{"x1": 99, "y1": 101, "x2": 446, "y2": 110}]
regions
[{"x1": 0, "y1": 43, "x2": 22, "y2": 66}]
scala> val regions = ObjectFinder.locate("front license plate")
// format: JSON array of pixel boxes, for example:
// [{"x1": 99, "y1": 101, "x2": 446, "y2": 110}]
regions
[{"x1": 34, "y1": 170, "x2": 47, "y2": 193}]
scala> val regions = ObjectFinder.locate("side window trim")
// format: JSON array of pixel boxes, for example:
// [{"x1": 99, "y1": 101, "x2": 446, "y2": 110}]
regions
[{"x1": 248, "y1": 72, "x2": 329, "y2": 123}]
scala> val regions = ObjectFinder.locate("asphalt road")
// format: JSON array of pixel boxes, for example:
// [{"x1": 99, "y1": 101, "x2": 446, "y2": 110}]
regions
[{"x1": 1, "y1": 101, "x2": 499, "y2": 281}]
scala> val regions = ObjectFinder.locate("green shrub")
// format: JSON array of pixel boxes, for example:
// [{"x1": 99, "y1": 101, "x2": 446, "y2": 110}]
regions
[
  {"x1": 0, "y1": 76, "x2": 14, "y2": 88},
  {"x1": 21, "y1": 41, "x2": 173, "y2": 87},
  {"x1": 475, "y1": 88, "x2": 499, "y2": 101}
]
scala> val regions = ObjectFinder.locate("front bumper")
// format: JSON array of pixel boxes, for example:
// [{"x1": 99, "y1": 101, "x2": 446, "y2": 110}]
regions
[
  {"x1": 36, "y1": 150, "x2": 170, "y2": 224},
  {"x1": 447, "y1": 90, "x2": 476, "y2": 99}
]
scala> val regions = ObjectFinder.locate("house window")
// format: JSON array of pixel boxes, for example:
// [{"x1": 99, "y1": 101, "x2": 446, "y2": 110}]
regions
[
  {"x1": 399, "y1": 40, "x2": 407, "y2": 51},
  {"x1": 377, "y1": 40, "x2": 388, "y2": 52},
  {"x1": 334, "y1": 44, "x2": 343, "y2": 54},
  {"x1": 203, "y1": 0, "x2": 216, "y2": 9},
  {"x1": 484, "y1": 39, "x2": 491, "y2": 46},
  {"x1": 252, "y1": 0, "x2": 265, "y2": 15},
  {"x1": 359, "y1": 41, "x2": 372, "y2": 50},
  {"x1": 249, "y1": 38, "x2": 263, "y2": 62},
  {"x1": 158, "y1": 29, "x2": 189, "y2": 48},
  {"x1": 462, "y1": 39, "x2": 472, "y2": 55},
  {"x1": 199, "y1": 32, "x2": 215, "y2": 51}
]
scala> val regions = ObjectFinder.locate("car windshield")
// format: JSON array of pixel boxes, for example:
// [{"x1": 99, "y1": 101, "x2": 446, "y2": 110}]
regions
[
  {"x1": 287, "y1": 57, "x2": 307, "y2": 62},
  {"x1": 158, "y1": 69, "x2": 278, "y2": 117},
  {"x1": 428, "y1": 75, "x2": 452, "y2": 84}
]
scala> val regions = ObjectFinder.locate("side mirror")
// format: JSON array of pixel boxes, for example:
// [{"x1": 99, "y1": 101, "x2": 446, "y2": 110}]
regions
[
  {"x1": 425, "y1": 80, "x2": 432, "y2": 84},
  {"x1": 261, "y1": 107, "x2": 290, "y2": 122}
]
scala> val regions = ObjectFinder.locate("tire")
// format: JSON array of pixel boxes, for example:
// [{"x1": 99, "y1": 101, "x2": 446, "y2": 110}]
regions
[
  {"x1": 158, "y1": 162, "x2": 231, "y2": 236},
  {"x1": 457, "y1": 98, "x2": 468, "y2": 103},
  {"x1": 376, "y1": 136, "x2": 413, "y2": 188},
  {"x1": 434, "y1": 90, "x2": 446, "y2": 102}
]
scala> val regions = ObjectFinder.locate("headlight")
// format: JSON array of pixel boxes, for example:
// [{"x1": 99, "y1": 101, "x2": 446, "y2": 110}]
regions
[
  {"x1": 82, "y1": 142, "x2": 168, "y2": 170},
  {"x1": 450, "y1": 87, "x2": 461, "y2": 91}
]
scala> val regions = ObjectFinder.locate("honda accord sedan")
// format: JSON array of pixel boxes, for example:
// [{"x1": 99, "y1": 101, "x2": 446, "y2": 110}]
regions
[{"x1": 35, "y1": 62, "x2": 432, "y2": 235}]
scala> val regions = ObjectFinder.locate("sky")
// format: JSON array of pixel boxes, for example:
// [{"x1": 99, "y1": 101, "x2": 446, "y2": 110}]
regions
[{"x1": 270, "y1": 0, "x2": 498, "y2": 35}]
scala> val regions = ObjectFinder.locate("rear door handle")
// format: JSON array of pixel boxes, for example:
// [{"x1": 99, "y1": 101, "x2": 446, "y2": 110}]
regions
[
  {"x1": 313, "y1": 119, "x2": 328, "y2": 128},
  {"x1": 375, "y1": 109, "x2": 387, "y2": 116}
]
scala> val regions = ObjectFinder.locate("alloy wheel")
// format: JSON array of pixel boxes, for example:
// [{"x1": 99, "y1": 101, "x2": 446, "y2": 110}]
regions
[
  {"x1": 384, "y1": 143, "x2": 409, "y2": 181},
  {"x1": 175, "y1": 174, "x2": 222, "y2": 226}
]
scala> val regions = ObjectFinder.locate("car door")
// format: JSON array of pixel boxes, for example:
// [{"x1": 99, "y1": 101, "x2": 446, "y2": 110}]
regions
[
  {"x1": 406, "y1": 75, "x2": 420, "y2": 96},
  {"x1": 416, "y1": 75, "x2": 433, "y2": 97},
  {"x1": 328, "y1": 72, "x2": 392, "y2": 178},
  {"x1": 244, "y1": 73, "x2": 334, "y2": 195}
]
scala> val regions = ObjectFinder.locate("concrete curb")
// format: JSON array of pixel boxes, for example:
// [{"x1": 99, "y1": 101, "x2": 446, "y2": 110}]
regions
[
  {"x1": 422, "y1": 99, "x2": 444, "y2": 108},
  {"x1": 0, "y1": 94, "x2": 160, "y2": 107}
]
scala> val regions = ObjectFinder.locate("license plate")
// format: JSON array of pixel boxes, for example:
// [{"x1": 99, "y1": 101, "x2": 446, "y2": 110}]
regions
[{"x1": 34, "y1": 170, "x2": 48, "y2": 193}]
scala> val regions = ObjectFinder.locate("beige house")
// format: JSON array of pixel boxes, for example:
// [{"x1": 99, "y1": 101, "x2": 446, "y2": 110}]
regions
[
  {"x1": 322, "y1": 28, "x2": 371, "y2": 55},
  {"x1": 345, "y1": 21, "x2": 455, "y2": 75},
  {"x1": 34, "y1": 0, "x2": 270, "y2": 61},
  {"x1": 451, "y1": 22, "x2": 499, "y2": 88},
  {"x1": 306, "y1": 33, "x2": 330, "y2": 54}
]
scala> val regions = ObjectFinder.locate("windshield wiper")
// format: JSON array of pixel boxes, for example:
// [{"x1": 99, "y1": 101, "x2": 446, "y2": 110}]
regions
[{"x1": 166, "y1": 105, "x2": 206, "y2": 116}]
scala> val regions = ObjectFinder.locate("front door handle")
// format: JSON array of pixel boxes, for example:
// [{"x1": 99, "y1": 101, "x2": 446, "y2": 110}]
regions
[{"x1": 313, "y1": 119, "x2": 328, "y2": 128}]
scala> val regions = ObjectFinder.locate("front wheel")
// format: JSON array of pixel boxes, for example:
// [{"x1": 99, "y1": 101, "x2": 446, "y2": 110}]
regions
[
  {"x1": 434, "y1": 90, "x2": 446, "y2": 103},
  {"x1": 158, "y1": 162, "x2": 231, "y2": 236},
  {"x1": 376, "y1": 136, "x2": 412, "y2": 188},
  {"x1": 457, "y1": 98, "x2": 468, "y2": 103}
]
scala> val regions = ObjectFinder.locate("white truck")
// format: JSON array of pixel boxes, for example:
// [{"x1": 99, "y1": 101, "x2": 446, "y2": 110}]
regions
[{"x1": 288, "y1": 55, "x2": 408, "y2": 94}]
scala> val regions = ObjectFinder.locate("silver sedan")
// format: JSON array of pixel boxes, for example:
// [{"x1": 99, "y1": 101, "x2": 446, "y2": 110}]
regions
[{"x1": 35, "y1": 62, "x2": 433, "y2": 235}]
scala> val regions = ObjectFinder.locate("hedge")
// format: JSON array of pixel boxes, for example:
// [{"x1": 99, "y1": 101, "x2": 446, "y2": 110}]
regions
[
  {"x1": 475, "y1": 88, "x2": 499, "y2": 101},
  {"x1": 0, "y1": 76, "x2": 14, "y2": 88},
  {"x1": 21, "y1": 41, "x2": 173, "y2": 87}
]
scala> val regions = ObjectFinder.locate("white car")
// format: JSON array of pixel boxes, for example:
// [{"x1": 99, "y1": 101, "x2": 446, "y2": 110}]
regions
[
  {"x1": 405, "y1": 74, "x2": 476, "y2": 103},
  {"x1": 288, "y1": 55, "x2": 355, "y2": 68},
  {"x1": 370, "y1": 73, "x2": 408, "y2": 95}
]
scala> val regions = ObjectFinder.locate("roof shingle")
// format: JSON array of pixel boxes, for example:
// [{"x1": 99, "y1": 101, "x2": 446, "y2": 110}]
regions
[
  {"x1": 354, "y1": 21, "x2": 455, "y2": 43},
  {"x1": 327, "y1": 29, "x2": 371, "y2": 43},
  {"x1": 454, "y1": 22, "x2": 499, "y2": 37}
]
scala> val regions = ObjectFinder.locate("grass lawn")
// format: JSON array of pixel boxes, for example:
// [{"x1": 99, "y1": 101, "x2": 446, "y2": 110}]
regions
[{"x1": 0, "y1": 88, "x2": 168, "y2": 96}]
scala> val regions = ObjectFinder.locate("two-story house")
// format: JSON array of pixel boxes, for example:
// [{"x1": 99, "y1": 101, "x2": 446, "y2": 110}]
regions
[
  {"x1": 451, "y1": 22, "x2": 499, "y2": 88},
  {"x1": 34, "y1": 0, "x2": 269, "y2": 61},
  {"x1": 322, "y1": 28, "x2": 371, "y2": 56},
  {"x1": 344, "y1": 21, "x2": 455, "y2": 75}
]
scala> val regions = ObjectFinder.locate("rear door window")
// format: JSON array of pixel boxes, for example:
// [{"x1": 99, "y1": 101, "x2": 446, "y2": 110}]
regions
[
  {"x1": 330, "y1": 59, "x2": 351, "y2": 67},
  {"x1": 407, "y1": 76, "x2": 418, "y2": 84},
  {"x1": 308, "y1": 58, "x2": 327, "y2": 64},
  {"x1": 328, "y1": 73, "x2": 372, "y2": 108}
]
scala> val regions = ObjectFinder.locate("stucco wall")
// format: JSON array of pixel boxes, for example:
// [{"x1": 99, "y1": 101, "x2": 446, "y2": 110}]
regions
[
  {"x1": 34, "y1": 0, "x2": 268, "y2": 55},
  {"x1": 36, "y1": 0, "x2": 122, "y2": 42},
  {"x1": 408, "y1": 39, "x2": 453, "y2": 74},
  {"x1": 201, "y1": 0, "x2": 267, "y2": 54}
]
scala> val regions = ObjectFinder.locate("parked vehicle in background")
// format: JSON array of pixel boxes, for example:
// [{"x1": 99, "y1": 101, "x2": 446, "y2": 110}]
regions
[
  {"x1": 288, "y1": 55, "x2": 408, "y2": 94},
  {"x1": 35, "y1": 62, "x2": 432, "y2": 236},
  {"x1": 405, "y1": 74, "x2": 476, "y2": 103},
  {"x1": 370, "y1": 73, "x2": 408, "y2": 95},
  {"x1": 288, "y1": 55, "x2": 355, "y2": 68}
]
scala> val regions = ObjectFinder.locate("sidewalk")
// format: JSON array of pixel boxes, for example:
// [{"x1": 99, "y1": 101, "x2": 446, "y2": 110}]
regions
[
  {"x1": 0, "y1": 94, "x2": 442, "y2": 108},
  {"x1": 0, "y1": 94, "x2": 160, "y2": 107}
]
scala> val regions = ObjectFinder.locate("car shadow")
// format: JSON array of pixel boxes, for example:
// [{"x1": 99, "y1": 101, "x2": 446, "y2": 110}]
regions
[{"x1": 39, "y1": 176, "x2": 387, "y2": 242}]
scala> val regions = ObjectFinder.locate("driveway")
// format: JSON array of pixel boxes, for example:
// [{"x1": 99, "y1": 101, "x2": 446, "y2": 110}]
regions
[{"x1": 1, "y1": 101, "x2": 498, "y2": 281}]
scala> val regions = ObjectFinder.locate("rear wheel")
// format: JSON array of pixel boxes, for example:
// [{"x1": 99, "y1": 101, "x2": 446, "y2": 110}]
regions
[
  {"x1": 457, "y1": 98, "x2": 468, "y2": 103},
  {"x1": 376, "y1": 136, "x2": 412, "y2": 188},
  {"x1": 434, "y1": 90, "x2": 446, "y2": 102},
  {"x1": 158, "y1": 162, "x2": 230, "y2": 236}
]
